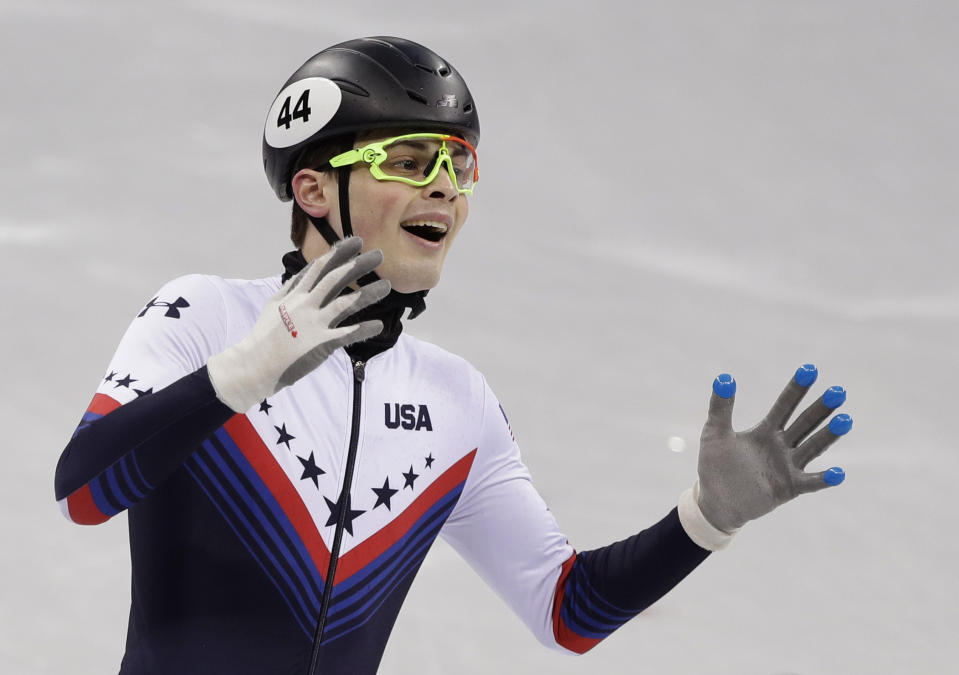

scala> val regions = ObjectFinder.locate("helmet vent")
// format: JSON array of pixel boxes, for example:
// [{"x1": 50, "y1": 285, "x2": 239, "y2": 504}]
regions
[
  {"x1": 463, "y1": 103, "x2": 473, "y2": 113},
  {"x1": 415, "y1": 64, "x2": 436, "y2": 75},
  {"x1": 331, "y1": 78, "x2": 369, "y2": 97},
  {"x1": 406, "y1": 90, "x2": 429, "y2": 105}
]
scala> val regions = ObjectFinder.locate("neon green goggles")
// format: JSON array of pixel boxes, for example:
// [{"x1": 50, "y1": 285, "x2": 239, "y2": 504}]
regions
[{"x1": 329, "y1": 133, "x2": 479, "y2": 195}]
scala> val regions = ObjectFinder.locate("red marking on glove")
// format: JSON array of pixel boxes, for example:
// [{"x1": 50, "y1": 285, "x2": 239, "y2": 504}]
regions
[{"x1": 278, "y1": 304, "x2": 297, "y2": 338}]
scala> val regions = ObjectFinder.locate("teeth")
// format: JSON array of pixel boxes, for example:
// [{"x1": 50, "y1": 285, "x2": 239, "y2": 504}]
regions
[
  {"x1": 401, "y1": 220, "x2": 448, "y2": 233},
  {"x1": 401, "y1": 220, "x2": 449, "y2": 243}
]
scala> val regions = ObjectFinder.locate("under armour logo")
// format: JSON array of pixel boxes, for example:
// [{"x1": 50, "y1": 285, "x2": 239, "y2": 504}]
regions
[
  {"x1": 436, "y1": 94, "x2": 458, "y2": 108},
  {"x1": 138, "y1": 296, "x2": 191, "y2": 319}
]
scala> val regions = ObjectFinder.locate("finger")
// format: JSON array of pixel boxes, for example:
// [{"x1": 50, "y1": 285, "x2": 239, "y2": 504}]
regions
[
  {"x1": 792, "y1": 413, "x2": 853, "y2": 469},
  {"x1": 764, "y1": 363, "x2": 818, "y2": 430},
  {"x1": 312, "y1": 249, "x2": 384, "y2": 306},
  {"x1": 794, "y1": 467, "x2": 846, "y2": 494},
  {"x1": 294, "y1": 236, "x2": 364, "y2": 297},
  {"x1": 307, "y1": 236, "x2": 364, "y2": 291},
  {"x1": 282, "y1": 258, "x2": 318, "y2": 297},
  {"x1": 324, "y1": 279, "x2": 391, "y2": 327},
  {"x1": 325, "y1": 319, "x2": 385, "y2": 351},
  {"x1": 783, "y1": 385, "x2": 847, "y2": 446},
  {"x1": 705, "y1": 373, "x2": 736, "y2": 433}
]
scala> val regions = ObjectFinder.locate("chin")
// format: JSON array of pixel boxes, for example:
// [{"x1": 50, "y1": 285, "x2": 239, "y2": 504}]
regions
[
  {"x1": 390, "y1": 278, "x2": 439, "y2": 294},
  {"x1": 387, "y1": 268, "x2": 442, "y2": 294}
]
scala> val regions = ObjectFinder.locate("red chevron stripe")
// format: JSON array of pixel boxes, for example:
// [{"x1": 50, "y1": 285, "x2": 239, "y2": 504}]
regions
[
  {"x1": 224, "y1": 416, "x2": 476, "y2": 585},
  {"x1": 336, "y1": 450, "x2": 476, "y2": 583},
  {"x1": 66, "y1": 484, "x2": 111, "y2": 525},
  {"x1": 551, "y1": 553, "x2": 601, "y2": 654},
  {"x1": 87, "y1": 393, "x2": 122, "y2": 416},
  {"x1": 224, "y1": 415, "x2": 332, "y2": 573},
  {"x1": 62, "y1": 393, "x2": 122, "y2": 525}
]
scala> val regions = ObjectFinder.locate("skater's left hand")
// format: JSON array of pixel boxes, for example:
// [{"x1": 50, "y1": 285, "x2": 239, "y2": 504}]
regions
[{"x1": 693, "y1": 364, "x2": 851, "y2": 534}]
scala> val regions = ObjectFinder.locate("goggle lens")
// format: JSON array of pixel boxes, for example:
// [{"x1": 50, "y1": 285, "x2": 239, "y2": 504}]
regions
[
  {"x1": 330, "y1": 134, "x2": 478, "y2": 194},
  {"x1": 379, "y1": 136, "x2": 476, "y2": 189}
]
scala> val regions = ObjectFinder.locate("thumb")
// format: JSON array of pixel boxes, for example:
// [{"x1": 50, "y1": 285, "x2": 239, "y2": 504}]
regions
[{"x1": 705, "y1": 373, "x2": 736, "y2": 432}]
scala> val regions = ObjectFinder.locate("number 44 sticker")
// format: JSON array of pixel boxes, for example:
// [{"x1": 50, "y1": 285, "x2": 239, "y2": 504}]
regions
[
  {"x1": 264, "y1": 77, "x2": 341, "y2": 149},
  {"x1": 277, "y1": 90, "x2": 311, "y2": 129}
]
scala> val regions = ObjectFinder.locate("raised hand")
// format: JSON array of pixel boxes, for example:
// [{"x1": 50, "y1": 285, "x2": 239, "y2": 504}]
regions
[
  {"x1": 207, "y1": 237, "x2": 390, "y2": 412},
  {"x1": 695, "y1": 364, "x2": 851, "y2": 534}
]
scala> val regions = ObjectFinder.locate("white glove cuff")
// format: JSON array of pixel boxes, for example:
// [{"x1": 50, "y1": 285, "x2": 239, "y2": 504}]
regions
[
  {"x1": 678, "y1": 481, "x2": 739, "y2": 552},
  {"x1": 207, "y1": 342, "x2": 270, "y2": 414}
]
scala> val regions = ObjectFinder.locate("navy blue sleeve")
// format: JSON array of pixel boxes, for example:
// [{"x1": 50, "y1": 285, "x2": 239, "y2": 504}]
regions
[
  {"x1": 54, "y1": 366, "x2": 235, "y2": 524},
  {"x1": 553, "y1": 508, "x2": 710, "y2": 652}
]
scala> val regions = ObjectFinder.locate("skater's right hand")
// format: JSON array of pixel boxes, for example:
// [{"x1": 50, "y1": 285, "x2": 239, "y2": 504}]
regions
[{"x1": 207, "y1": 237, "x2": 390, "y2": 412}]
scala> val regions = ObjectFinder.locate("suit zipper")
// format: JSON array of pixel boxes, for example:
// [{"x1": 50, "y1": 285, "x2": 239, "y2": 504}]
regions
[{"x1": 307, "y1": 358, "x2": 366, "y2": 675}]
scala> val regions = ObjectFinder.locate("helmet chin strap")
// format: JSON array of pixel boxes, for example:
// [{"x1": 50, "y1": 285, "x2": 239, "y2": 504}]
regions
[{"x1": 306, "y1": 163, "x2": 428, "y2": 319}]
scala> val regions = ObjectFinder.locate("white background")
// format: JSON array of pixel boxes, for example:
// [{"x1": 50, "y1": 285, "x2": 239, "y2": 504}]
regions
[{"x1": 2, "y1": 1, "x2": 957, "y2": 673}]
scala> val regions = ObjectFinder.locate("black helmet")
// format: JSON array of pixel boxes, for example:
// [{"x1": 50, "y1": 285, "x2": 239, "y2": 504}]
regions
[{"x1": 263, "y1": 36, "x2": 480, "y2": 202}]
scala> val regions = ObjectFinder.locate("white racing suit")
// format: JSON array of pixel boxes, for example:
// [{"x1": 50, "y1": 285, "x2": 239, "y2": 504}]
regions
[{"x1": 55, "y1": 272, "x2": 710, "y2": 674}]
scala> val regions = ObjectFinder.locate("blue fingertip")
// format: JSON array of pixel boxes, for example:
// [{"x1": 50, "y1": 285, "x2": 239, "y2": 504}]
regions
[
  {"x1": 823, "y1": 467, "x2": 845, "y2": 486},
  {"x1": 794, "y1": 363, "x2": 818, "y2": 387},
  {"x1": 713, "y1": 373, "x2": 736, "y2": 399},
  {"x1": 829, "y1": 413, "x2": 853, "y2": 436},
  {"x1": 822, "y1": 386, "x2": 847, "y2": 409}
]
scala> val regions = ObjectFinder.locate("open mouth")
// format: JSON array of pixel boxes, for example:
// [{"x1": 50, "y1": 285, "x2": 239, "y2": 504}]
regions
[{"x1": 400, "y1": 221, "x2": 449, "y2": 243}]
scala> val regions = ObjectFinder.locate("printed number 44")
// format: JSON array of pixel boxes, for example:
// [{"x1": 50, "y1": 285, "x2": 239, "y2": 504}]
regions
[{"x1": 277, "y1": 90, "x2": 312, "y2": 129}]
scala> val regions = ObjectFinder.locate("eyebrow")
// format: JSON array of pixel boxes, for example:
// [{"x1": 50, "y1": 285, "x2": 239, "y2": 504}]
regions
[
  {"x1": 387, "y1": 140, "x2": 472, "y2": 161},
  {"x1": 389, "y1": 141, "x2": 433, "y2": 151}
]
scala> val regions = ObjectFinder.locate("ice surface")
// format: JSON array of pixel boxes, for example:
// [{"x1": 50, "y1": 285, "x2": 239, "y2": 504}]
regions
[{"x1": 3, "y1": 1, "x2": 957, "y2": 673}]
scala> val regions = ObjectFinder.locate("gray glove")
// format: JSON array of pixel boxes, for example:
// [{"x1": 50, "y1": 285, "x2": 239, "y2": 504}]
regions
[
  {"x1": 695, "y1": 364, "x2": 851, "y2": 534},
  {"x1": 208, "y1": 237, "x2": 390, "y2": 413}
]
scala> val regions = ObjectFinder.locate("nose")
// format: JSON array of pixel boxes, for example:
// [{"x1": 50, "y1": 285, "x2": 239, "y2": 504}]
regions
[{"x1": 424, "y1": 160, "x2": 458, "y2": 201}]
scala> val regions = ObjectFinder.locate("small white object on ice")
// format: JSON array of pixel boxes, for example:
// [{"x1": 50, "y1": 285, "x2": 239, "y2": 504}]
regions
[{"x1": 667, "y1": 436, "x2": 686, "y2": 453}]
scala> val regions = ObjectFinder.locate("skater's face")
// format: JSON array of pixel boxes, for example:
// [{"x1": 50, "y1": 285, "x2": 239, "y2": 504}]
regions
[{"x1": 293, "y1": 130, "x2": 472, "y2": 294}]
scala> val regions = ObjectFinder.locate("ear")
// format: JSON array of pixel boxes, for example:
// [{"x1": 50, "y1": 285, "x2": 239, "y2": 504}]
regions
[{"x1": 291, "y1": 168, "x2": 334, "y2": 218}]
